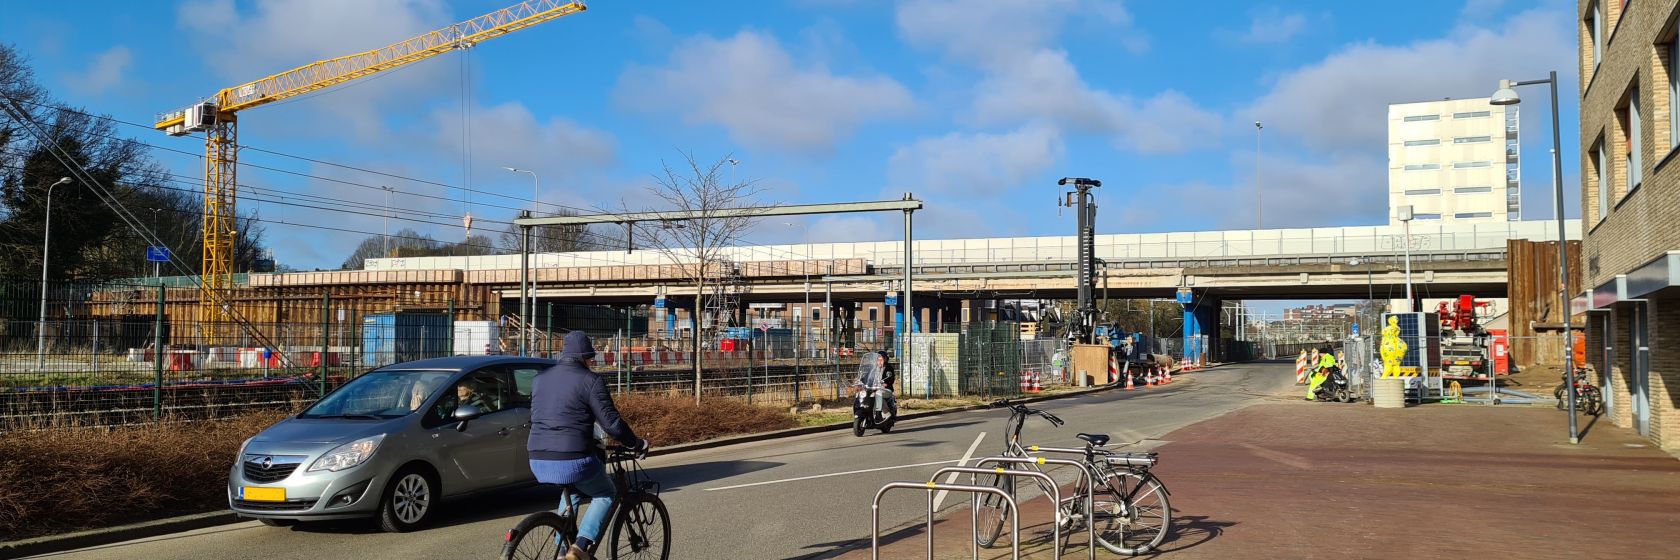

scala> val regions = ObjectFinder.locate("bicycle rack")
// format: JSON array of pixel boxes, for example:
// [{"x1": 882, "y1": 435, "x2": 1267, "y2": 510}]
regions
[
  {"x1": 971, "y1": 455, "x2": 1096, "y2": 560},
  {"x1": 872, "y1": 481, "x2": 1020, "y2": 560},
  {"x1": 928, "y1": 466, "x2": 1063, "y2": 560}
]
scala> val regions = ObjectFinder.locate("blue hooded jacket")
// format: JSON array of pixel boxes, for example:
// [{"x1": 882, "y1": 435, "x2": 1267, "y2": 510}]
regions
[{"x1": 527, "y1": 331, "x2": 638, "y2": 460}]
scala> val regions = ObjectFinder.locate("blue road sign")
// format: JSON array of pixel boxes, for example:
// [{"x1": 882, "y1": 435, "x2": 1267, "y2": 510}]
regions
[
  {"x1": 1352, "y1": 323, "x2": 1361, "y2": 335},
  {"x1": 1175, "y1": 288, "x2": 1193, "y2": 304},
  {"x1": 146, "y1": 246, "x2": 170, "y2": 263},
  {"x1": 654, "y1": 297, "x2": 667, "y2": 309}
]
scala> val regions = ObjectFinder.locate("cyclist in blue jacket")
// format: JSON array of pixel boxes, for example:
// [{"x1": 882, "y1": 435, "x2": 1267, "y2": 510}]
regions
[{"x1": 528, "y1": 331, "x2": 648, "y2": 560}]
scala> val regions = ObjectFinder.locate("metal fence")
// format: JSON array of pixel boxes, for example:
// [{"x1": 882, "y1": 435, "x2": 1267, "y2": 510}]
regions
[{"x1": 1, "y1": 276, "x2": 1052, "y2": 425}]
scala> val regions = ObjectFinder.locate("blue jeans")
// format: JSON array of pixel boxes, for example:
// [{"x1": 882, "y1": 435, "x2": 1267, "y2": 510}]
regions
[{"x1": 564, "y1": 461, "x2": 617, "y2": 545}]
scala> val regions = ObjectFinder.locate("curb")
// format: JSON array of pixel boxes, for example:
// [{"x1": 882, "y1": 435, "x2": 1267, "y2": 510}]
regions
[
  {"x1": 2, "y1": 511, "x2": 240, "y2": 559},
  {"x1": 2, "y1": 374, "x2": 1161, "y2": 557}
]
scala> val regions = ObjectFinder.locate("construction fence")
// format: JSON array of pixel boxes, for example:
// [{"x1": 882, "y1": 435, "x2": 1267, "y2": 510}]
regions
[{"x1": 1, "y1": 278, "x2": 1061, "y2": 425}]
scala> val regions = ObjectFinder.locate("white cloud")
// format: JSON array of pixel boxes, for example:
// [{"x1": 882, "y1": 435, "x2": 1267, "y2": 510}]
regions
[
  {"x1": 1125, "y1": 152, "x2": 1388, "y2": 231},
  {"x1": 615, "y1": 30, "x2": 914, "y2": 154},
  {"x1": 425, "y1": 101, "x2": 617, "y2": 208},
  {"x1": 1233, "y1": 8, "x2": 1309, "y2": 44},
  {"x1": 896, "y1": 0, "x2": 1214, "y2": 155},
  {"x1": 887, "y1": 126, "x2": 1062, "y2": 196},
  {"x1": 65, "y1": 46, "x2": 132, "y2": 95},
  {"x1": 1246, "y1": 7, "x2": 1573, "y2": 153}
]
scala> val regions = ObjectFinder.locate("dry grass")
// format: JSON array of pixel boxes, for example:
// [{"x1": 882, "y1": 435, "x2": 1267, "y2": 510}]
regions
[
  {"x1": 0, "y1": 409, "x2": 291, "y2": 541},
  {"x1": 615, "y1": 393, "x2": 798, "y2": 446}
]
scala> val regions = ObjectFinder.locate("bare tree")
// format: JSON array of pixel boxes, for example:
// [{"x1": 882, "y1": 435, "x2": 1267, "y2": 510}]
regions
[{"x1": 635, "y1": 153, "x2": 766, "y2": 404}]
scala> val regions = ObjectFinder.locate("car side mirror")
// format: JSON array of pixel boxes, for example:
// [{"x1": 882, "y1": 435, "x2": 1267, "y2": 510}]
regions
[{"x1": 453, "y1": 404, "x2": 485, "y2": 431}]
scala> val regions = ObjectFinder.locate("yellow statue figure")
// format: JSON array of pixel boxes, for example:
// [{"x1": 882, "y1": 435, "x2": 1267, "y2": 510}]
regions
[{"x1": 1379, "y1": 316, "x2": 1408, "y2": 377}]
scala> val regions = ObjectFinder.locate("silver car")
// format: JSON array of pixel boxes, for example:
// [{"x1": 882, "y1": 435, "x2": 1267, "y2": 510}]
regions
[{"x1": 230, "y1": 356, "x2": 556, "y2": 532}]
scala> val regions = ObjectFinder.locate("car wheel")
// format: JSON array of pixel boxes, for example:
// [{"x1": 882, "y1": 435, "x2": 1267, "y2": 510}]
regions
[
  {"x1": 259, "y1": 518, "x2": 298, "y2": 528},
  {"x1": 378, "y1": 467, "x2": 437, "y2": 533}
]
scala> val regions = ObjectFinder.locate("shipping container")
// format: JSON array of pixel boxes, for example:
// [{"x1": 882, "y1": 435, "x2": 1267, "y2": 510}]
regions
[
  {"x1": 453, "y1": 320, "x2": 502, "y2": 356},
  {"x1": 362, "y1": 312, "x2": 451, "y2": 367}
]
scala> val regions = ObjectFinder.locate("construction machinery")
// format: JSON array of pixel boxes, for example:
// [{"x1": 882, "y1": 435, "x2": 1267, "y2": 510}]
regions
[
  {"x1": 153, "y1": 1, "x2": 588, "y2": 329},
  {"x1": 1436, "y1": 295, "x2": 1508, "y2": 379}
]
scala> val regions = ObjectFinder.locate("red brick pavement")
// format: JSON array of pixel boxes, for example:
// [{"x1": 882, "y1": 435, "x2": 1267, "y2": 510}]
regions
[{"x1": 839, "y1": 402, "x2": 1680, "y2": 559}]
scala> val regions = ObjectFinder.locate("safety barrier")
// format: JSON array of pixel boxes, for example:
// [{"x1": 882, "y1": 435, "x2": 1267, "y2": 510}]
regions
[
  {"x1": 872, "y1": 481, "x2": 1019, "y2": 560},
  {"x1": 929, "y1": 466, "x2": 1062, "y2": 560},
  {"x1": 971, "y1": 455, "x2": 1096, "y2": 560},
  {"x1": 1019, "y1": 370, "x2": 1043, "y2": 393},
  {"x1": 1295, "y1": 351, "x2": 1308, "y2": 384}
]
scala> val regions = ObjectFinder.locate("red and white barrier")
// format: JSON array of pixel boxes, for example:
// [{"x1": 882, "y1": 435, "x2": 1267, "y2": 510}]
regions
[
  {"x1": 1019, "y1": 370, "x2": 1042, "y2": 393},
  {"x1": 1294, "y1": 350, "x2": 1309, "y2": 384}
]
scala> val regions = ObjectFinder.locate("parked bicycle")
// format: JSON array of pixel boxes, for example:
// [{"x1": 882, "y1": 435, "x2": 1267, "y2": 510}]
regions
[
  {"x1": 973, "y1": 400, "x2": 1172, "y2": 555},
  {"x1": 501, "y1": 444, "x2": 671, "y2": 560},
  {"x1": 1555, "y1": 369, "x2": 1604, "y2": 417}
]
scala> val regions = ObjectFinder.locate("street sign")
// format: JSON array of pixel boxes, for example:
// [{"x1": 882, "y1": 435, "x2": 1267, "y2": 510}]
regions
[
  {"x1": 1175, "y1": 288, "x2": 1193, "y2": 304},
  {"x1": 1351, "y1": 323, "x2": 1360, "y2": 335},
  {"x1": 145, "y1": 246, "x2": 170, "y2": 263},
  {"x1": 758, "y1": 322, "x2": 771, "y2": 332},
  {"x1": 653, "y1": 297, "x2": 667, "y2": 309},
  {"x1": 885, "y1": 292, "x2": 899, "y2": 306}
]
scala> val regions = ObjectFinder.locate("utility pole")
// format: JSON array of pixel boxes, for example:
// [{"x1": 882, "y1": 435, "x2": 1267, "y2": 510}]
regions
[
  {"x1": 1058, "y1": 177, "x2": 1101, "y2": 344},
  {"x1": 381, "y1": 186, "x2": 394, "y2": 257}
]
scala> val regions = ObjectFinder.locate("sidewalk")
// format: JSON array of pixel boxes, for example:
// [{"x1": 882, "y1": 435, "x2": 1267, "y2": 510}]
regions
[{"x1": 841, "y1": 401, "x2": 1680, "y2": 559}]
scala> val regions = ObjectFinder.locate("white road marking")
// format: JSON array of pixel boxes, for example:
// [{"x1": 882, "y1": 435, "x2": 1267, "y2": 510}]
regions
[
  {"x1": 703, "y1": 458, "x2": 965, "y2": 492},
  {"x1": 932, "y1": 431, "x2": 988, "y2": 510}
]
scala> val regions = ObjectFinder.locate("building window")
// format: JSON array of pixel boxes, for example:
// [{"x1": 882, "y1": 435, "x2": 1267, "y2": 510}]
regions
[
  {"x1": 1592, "y1": 142, "x2": 1610, "y2": 222},
  {"x1": 1404, "y1": 188, "x2": 1441, "y2": 196},
  {"x1": 1402, "y1": 114, "x2": 1439, "y2": 122},
  {"x1": 868, "y1": 308, "x2": 878, "y2": 322},
  {"x1": 1453, "y1": 136, "x2": 1492, "y2": 144},
  {"x1": 1404, "y1": 139, "x2": 1440, "y2": 146},
  {"x1": 1670, "y1": 38, "x2": 1680, "y2": 150},
  {"x1": 1414, "y1": 213, "x2": 1443, "y2": 220},
  {"x1": 1455, "y1": 212, "x2": 1494, "y2": 219},
  {"x1": 1404, "y1": 163, "x2": 1441, "y2": 171},
  {"x1": 1454, "y1": 186, "x2": 1493, "y2": 194},
  {"x1": 1624, "y1": 92, "x2": 1644, "y2": 192},
  {"x1": 1452, "y1": 161, "x2": 1492, "y2": 168},
  {"x1": 1590, "y1": 2, "x2": 1603, "y2": 69},
  {"x1": 1452, "y1": 111, "x2": 1491, "y2": 119}
]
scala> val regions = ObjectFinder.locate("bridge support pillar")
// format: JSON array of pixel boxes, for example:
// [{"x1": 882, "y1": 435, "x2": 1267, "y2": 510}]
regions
[{"x1": 1183, "y1": 291, "x2": 1221, "y2": 365}]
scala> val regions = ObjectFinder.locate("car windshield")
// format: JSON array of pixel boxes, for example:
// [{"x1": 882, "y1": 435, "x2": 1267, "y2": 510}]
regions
[{"x1": 300, "y1": 370, "x2": 455, "y2": 419}]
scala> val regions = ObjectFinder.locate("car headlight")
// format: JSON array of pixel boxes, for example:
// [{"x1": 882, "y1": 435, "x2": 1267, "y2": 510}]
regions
[
  {"x1": 307, "y1": 434, "x2": 385, "y2": 472},
  {"x1": 236, "y1": 436, "x2": 255, "y2": 461}
]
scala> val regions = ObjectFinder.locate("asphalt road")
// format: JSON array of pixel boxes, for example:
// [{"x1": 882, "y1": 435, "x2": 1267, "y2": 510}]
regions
[{"x1": 35, "y1": 361, "x2": 1300, "y2": 560}]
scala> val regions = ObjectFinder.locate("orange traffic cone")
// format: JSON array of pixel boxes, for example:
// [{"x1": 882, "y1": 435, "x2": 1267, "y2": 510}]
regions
[
  {"x1": 1161, "y1": 365, "x2": 1173, "y2": 384},
  {"x1": 1123, "y1": 369, "x2": 1134, "y2": 390}
]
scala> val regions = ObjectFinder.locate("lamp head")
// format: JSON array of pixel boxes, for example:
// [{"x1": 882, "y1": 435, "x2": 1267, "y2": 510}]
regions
[
  {"x1": 53, "y1": 177, "x2": 71, "y2": 186},
  {"x1": 1489, "y1": 79, "x2": 1521, "y2": 106}
]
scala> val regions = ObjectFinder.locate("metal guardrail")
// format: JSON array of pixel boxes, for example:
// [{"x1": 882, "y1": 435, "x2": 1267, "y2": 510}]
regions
[
  {"x1": 970, "y1": 455, "x2": 1095, "y2": 560},
  {"x1": 872, "y1": 481, "x2": 1020, "y2": 560}
]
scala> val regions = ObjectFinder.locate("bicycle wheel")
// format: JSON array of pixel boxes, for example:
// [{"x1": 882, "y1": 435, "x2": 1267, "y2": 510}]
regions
[
  {"x1": 502, "y1": 511, "x2": 574, "y2": 560},
  {"x1": 1092, "y1": 468, "x2": 1171, "y2": 556},
  {"x1": 1583, "y1": 385, "x2": 1604, "y2": 416},
  {"x1": 972, "y1": 472, "x2": 1014, "y2": 548},
  {"x1": 610, "y1": 493, "x2": 671, "y2": 560}
]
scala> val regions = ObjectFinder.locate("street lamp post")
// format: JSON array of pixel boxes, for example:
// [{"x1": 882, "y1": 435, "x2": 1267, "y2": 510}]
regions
[
  {"x1": 1397, "y1": 205, "x2": 1415, "y2": 312},
  {"x1": 37, "y1": 177, "x2": 73, "y2": 369},
  {"x1": 1254, "y1": 121, "x2": 1263, "y2": 230},
  {"x1": 784, "y1": 221, "x2": 812, "y2": 403},
  {"x1": 380, "y1": 186, "x2": 394, "y2": 258},
  {"x1": 504, "y1": 166, "x2": 540, "y2": 349},
  {"x1": 1491, "y1": 71, "x2": 1579, "y2": 444}
]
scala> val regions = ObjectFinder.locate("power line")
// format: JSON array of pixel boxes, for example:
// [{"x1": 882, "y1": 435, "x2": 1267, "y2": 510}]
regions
[{"x1": 4, "y1": 95, "x2": 595, "y2": 215}]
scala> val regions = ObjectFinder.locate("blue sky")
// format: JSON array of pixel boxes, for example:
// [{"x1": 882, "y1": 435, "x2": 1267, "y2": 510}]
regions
[{"x1": 2, "y1": 0, "x2": 1581, "y2": 300}]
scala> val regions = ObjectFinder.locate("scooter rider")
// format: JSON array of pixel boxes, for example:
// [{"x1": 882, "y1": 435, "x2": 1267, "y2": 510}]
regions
[
  {"x1": 857, "y1": 351, "x2": 896, "y2": 421},
  {"x1": 1306, "y1": 346, "x2": 1338, "y2": 400}
]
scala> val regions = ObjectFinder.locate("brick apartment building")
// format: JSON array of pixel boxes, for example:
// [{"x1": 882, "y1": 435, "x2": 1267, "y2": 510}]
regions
[{"x1": 1576, "y1": 0, "x2": 1680, "y2": 449}]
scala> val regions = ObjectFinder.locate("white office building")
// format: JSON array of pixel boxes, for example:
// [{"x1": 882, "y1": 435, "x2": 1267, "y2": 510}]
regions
[{"x1": 1387, "y1": 98, "x2": 1521, "y2": 225}]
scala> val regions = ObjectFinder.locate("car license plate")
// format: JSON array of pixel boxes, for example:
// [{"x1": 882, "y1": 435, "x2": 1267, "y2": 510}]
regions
[{"x1": 242, "y1": 487, "x2": 285, "y2": 502}]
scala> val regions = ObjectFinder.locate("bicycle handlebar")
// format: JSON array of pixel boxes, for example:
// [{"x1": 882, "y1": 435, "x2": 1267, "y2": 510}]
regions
[{"x1": 991, "y1": 399, "x2": 1063, "y2": 426}]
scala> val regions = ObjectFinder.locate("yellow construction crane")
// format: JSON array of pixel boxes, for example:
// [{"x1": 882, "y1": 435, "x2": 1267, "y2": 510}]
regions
[{"x1": 154, "y1": 0, "x2": 586, "y2": 325}]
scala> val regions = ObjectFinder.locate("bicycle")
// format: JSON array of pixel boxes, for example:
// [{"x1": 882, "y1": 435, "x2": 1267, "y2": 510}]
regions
[
  {"x1": 501, "y1": 444, "x2": 671, "y2": 560},
  {"x1": 972, "y1": 400, "x2": 1171, "y2": 556},
  {"x1": 1555, "y1": 369, "x2": 1604, "y2": 417}
]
